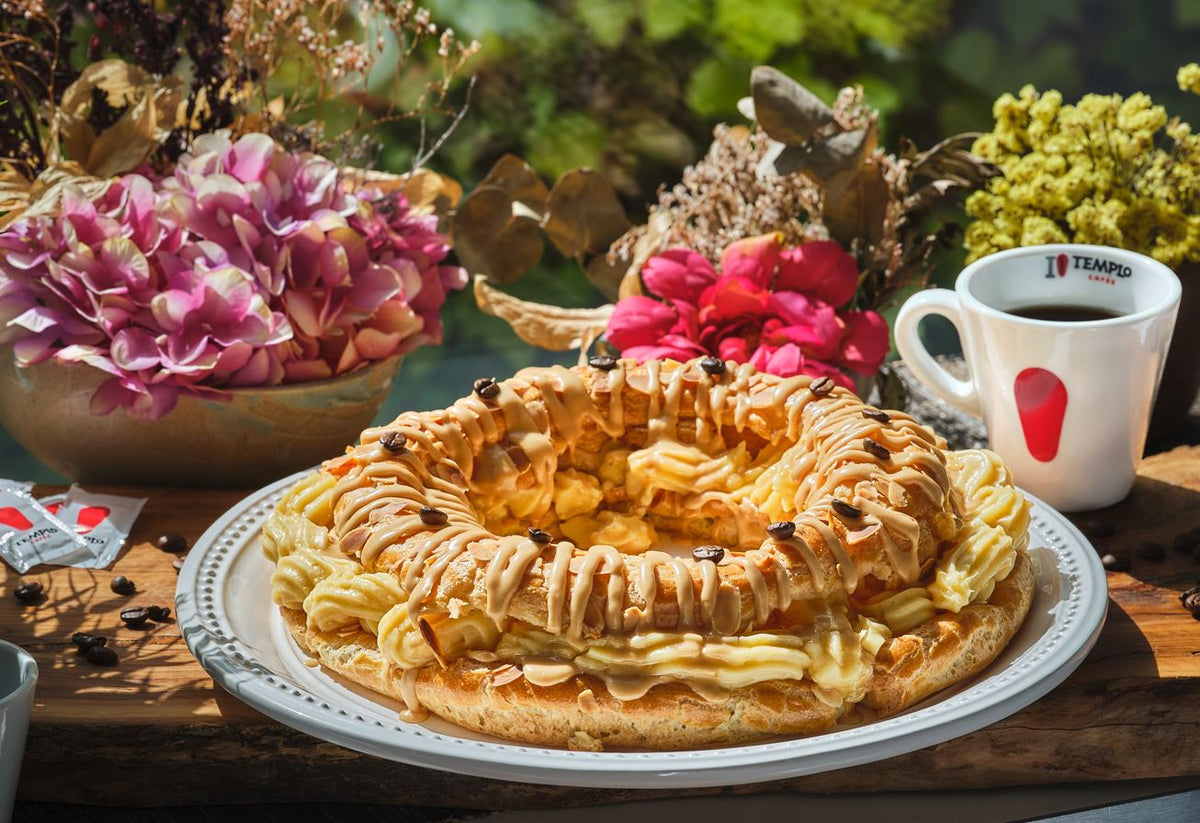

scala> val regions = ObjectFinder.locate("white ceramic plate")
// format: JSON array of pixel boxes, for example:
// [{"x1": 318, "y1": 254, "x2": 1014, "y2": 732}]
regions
[{"x1": 176, "y1": 471, "x2": 1107, "y2": 789}]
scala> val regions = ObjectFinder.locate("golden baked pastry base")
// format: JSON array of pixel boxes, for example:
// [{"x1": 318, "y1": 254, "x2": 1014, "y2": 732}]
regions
[{"x1": 279, "y1": 551, "x2": 1033, "y2": 750}]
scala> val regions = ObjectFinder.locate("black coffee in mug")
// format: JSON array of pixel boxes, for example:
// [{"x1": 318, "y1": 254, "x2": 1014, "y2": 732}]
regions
[{"x1": 1006, "y1": 304, "x2": 1123, "y2": 322}]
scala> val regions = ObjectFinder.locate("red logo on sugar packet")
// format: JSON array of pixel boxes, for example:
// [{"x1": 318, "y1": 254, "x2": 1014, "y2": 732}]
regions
[
  {"x1": 0, "y1": 507, "x2": 33, "y2": 530},
  {"x1": 44, "y1": 502, "x2": 110, "y2": 535},
  {"x1": 1015, "y1": 368, "x2": 1068, "y2": 462}
]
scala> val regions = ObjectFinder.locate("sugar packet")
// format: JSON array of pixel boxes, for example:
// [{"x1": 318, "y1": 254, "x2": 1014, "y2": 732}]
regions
[
  {"x1": 44, "y1": 486, "x2": 148, "y2": 569},
  {"x1": 0, "y1": 478, "x2": 89, "y2": 573}
]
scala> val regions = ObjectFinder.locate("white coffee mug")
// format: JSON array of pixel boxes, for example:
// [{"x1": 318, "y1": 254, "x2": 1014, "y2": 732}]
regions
[
  {"x1": 0, "y1": 639, "x2": 36, "y2": 823},
  {"x1": 895, "y1": 244, "x2": 1180, "y2": 512}
]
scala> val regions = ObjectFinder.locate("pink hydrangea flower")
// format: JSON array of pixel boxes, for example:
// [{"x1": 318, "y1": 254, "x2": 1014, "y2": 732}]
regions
[
  {"x1": 0, "y1": 133, "x2": 465, "y2": 419},
  {"x1": 606, "y1": 234, "x2": 889, "y2": 389}
]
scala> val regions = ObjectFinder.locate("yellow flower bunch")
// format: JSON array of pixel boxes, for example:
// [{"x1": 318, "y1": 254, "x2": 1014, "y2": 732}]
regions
[{"x1": 965, "y1": 67, "x2": 1200, "y2": 268}]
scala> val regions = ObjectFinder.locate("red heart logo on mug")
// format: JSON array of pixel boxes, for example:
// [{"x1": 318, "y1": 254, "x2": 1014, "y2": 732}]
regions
[
  {"x1": 1056, "y1": 254, "x2": 1069, "y2": 277},
  {"x1": 1014, "y1": 367, "x2": 1068, "y2": 462},
  {"x1": 75, "y1": 505, "x2": 110, "y2": 534},
  {"x1": 0, "y1": 506, "x2": 33, "y2": 530}
]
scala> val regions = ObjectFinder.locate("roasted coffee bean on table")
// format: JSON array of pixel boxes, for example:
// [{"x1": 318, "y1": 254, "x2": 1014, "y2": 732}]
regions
[
  {"x1": 71, "y1": 633, "x2": 106, "y2": 653},
  {"x1": 1101, "y1": 553, "x2": 1131, "y2": 572},
  {"x1": 119, "y1": 607, "x2": 151, "y2": 629},
  {"x1": 110, "y1": 575, "x2": 136, "y2": 595},
  {"x1": 13, "y1": 581, "x2": 43, "y2": 604},
  {"x1": 1181, "y1": 585, "x2": 1200, "y2": 619},
  {"x1": 146, "y1": 605, "x2": 171, "y2": 622},
  {"x1": 85, "y1": 645, "x2": 118, "y2": 666},
  {"x1": 155, "y1": 534, "x2": 188, "y2": 553}
]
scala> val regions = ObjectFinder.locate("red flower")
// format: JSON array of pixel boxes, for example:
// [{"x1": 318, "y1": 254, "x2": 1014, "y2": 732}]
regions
[{"x1": 605, "y1": 234, "x2": 889, "y2": 389}]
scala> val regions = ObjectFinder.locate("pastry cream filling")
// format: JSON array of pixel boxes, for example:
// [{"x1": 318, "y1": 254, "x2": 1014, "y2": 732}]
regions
[{"x1": 862, "y1": 449, "x2": 1030, "y2": 632}]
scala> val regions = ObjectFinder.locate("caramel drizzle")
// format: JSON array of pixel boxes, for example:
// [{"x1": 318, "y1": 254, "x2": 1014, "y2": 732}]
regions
[{"x1": 330, "y1": 358, "x2": 951, "y2": 663}]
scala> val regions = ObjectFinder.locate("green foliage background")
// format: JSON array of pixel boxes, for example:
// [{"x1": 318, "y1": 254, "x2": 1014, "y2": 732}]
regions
[{"x1": 6, "y1": 0, "x2": 1200, "y2": 482}]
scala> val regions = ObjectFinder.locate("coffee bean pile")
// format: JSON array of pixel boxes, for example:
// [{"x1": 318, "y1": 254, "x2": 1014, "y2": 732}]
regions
[{"x1": 1075, "y1": 516, "x2": 1200, "y2": 619}]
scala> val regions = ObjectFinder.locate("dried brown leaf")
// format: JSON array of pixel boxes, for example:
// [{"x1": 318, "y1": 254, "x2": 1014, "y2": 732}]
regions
[
  {"x1": 774, "y1": 127, "x2": 876, "y2": 194},
  {"x1": 584, "y1": 254, "x2": 626, "y2": 302},
  {"x1": 542, "y1": 169, "x2": 631, "y2": 258},
  {"x1": 0, "y1": 165, "x2": 112, "y2": 229},
  {"x1": 452, "y1": 187, "x2": 544, "y2": 284},
  {"x1": 824, "y1": 159, "x2": 890, "y2": 247},
  {"x1": 473, "y1": 276, "x2": 613, "y2": 351},
  {"x1": 479, "y1": 154, "x2": 549, "y2": 217},
  {"x1": 751, "y1": 66, "x2": 835, "y2": 146}
]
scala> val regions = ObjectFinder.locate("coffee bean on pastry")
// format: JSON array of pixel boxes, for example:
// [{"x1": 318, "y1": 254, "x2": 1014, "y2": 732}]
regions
[
  {"x1": 587, "y1": 355, "x2": 618, "y2": 371},
  {"x1": 830, "y1": 498, "x2": 862, "y2": 519},
  {"x1": 810, "y1": 376, "x2": 834, "y2": 396},
  {"x1": 862, "y1": 408, "x2": 891, "y2": 423},
  {"x1": 766, "y1": 521, "x2": 796, "y2": 541},
  {"x1": 379, "y1": 431, "x2": 409, "y2": 453},
  {"x1": 692, "y1": 545, "x2": 724, "y2": 563},
  {"x1": 419, "y1": 506, "x2": 448, "y2": 526},
  {"x1": 1175, "y1": 532, "x2": 1199, "y2": 553},
  {"x1": 862, "y1": 439, "x2": 891, "y2": 461},
  {"x1": 699, "y1": 356, "x2": 726, "y2": 376},
  {"x1": 474, "y1": 377, "x2": 500, "y2": 399},
  {"x1": 528, "y1": 528, "x2": 552, "y2": 544}
]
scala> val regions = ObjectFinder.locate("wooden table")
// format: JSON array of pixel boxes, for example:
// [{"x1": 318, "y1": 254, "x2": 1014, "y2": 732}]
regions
[{"x1": 6, "y1": 447, "x2": 1200, "y2": 811}]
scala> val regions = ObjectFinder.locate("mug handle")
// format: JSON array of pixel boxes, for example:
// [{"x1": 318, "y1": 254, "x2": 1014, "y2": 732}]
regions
[{"x1": 893, "y1": 289, "x2": 982, "y2": 418}]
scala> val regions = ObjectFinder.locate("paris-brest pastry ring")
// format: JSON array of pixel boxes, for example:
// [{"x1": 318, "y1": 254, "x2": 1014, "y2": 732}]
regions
[{"x1": 263, "y1": 357, "x2": 1034, "y2": 750}]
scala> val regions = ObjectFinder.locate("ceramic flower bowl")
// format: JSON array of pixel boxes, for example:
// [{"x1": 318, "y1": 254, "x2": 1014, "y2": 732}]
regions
[{"x1": 0, "y1": 350, "x2": 402, "y2": 488}]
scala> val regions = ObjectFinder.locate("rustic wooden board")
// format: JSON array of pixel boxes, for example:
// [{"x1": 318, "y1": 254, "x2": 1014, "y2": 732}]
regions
[{"x1": 5, "y1": 451, "x2": 1200, "y2": 809}]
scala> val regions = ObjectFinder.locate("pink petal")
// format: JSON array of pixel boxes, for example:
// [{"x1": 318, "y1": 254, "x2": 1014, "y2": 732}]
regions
[
  {"x1": 227, "y1": 133, "x2": 276, "y2": 183},
  {"x1": 89, "y1": 378, "x2": 130, "y2": 416},
  {"x1": 718, "y1": 233, "x2": 781, "y2": 288},
  {"x1": 699, "y1": 276, "x2": 771, "y2": 323},
  {"x1": 760, "y1": 342, "x2": 805, "y2": 377},
  {"x1": 283, "y1": 358, "x2": 333, "y2": 382},
  {"x1": 837, "y1": 310, "x2": 890, "y2": 375},
  {"x1": 284, "y1": 291, "x2": 323, "y2": 339},
  {"x1": 606, "y1": 296, "x2": 678, "y2": 351},
  {"x1": 110, "y1": 327, "x2": 161, "y2": 371},
  {"x1": 776, "y1": 241, "x2": 859, "y2": 307},
  {"x1": 641, "y1": 249, "x2": 718, "y2": 303},
  {"x1": 717, "y1": 336, "x2": 750, "y2": 363},
  {"x1": 354, "y1": 327, "x2": 403, "y2": 360}
]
